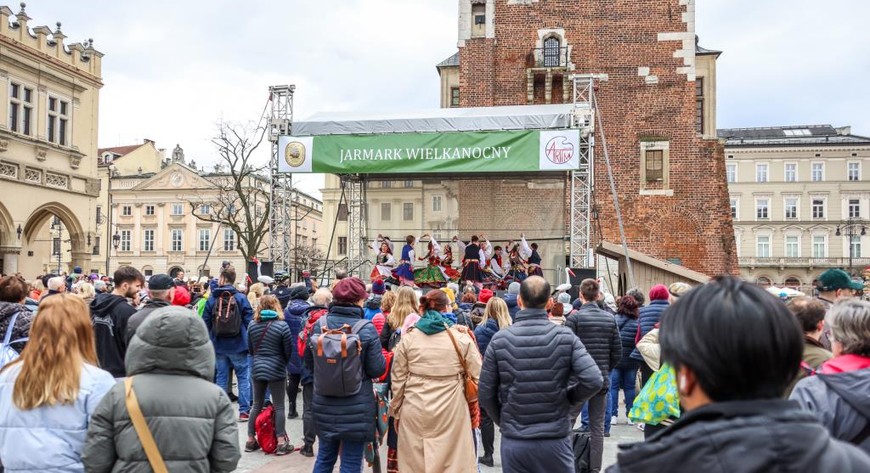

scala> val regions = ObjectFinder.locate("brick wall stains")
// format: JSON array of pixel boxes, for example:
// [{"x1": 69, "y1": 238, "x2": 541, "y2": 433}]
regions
[{"x1": 456, "y1": 0, "x2": 737, "y2": 276}]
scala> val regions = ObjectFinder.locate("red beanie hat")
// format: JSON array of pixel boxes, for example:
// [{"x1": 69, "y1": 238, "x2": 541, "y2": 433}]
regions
[
  {"x1": 333, "y1": 277, "x2": 368, "y2": 305},
  {"x1": 649, "y1": 284, "x2": 670, "y2": 301},
  {"x1": 172, "y1": 285, "x2": 191, "y2": 306},
  {"x1": 479, "y1": 289, "x2": 494, "y2": 304}
]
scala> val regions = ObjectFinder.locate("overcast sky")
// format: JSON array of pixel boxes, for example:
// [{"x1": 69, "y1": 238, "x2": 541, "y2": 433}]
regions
[{"x1": 22, "y1": 0, "x2": 870, "y2": 197}]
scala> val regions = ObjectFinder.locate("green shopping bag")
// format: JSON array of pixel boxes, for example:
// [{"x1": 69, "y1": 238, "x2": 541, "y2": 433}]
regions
[{"x1": 628, "y1": 363, "x2": 681, "y2": 425}]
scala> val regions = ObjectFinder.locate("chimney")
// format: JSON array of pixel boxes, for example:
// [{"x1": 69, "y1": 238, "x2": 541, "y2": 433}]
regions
[
  {"x1": 835, "y1": 126, "x2": 851, "y2": 136},
  {"x1": 144, "y1": 138, "x2": 155, "y2": 145}
]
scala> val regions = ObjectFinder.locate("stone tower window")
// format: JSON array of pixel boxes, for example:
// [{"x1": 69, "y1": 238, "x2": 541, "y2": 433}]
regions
[
  {"x1": 471, "y1": 3, "x2": 486, "y2": 38},
  {"x1": 543, "y1": 36, "x2": 561, "y2": 67}
]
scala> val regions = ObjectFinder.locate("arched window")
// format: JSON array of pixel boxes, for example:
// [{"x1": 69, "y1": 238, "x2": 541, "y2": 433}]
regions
[
  {"x1": 755, "y1": 276, "x2": 772, "y2": 287},
  {"x1": 784, "y1": 277, "x2": 802, "y2": 289},
  {"x1": 543, "y1": 36, "x2": 561, "y2": 67}
]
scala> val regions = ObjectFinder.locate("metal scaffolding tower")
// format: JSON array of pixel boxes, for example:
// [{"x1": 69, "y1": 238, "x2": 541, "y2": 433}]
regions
[
  {"x1": 268, "y1": 85, "x2": 295, "y2": 272},
  {"x1": 342, "y1": 175, "x2": 369, "y2": 277},
  {"x1": 569, "y1": 75, "x2": 597, "y2": 269}
]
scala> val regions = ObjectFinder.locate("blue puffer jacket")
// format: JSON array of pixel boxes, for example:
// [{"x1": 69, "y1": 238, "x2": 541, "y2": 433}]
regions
[
  {"x1": 614, "y1": 314, "x2": 639, "y2": 370},
  {"x1": 503, "y1": 294, "x2": 520, "y2": 321},
  {"x1": 284, "y1": 298, "x2": 309, "y2": 375},
  {"x1": 474, "y1": 318, "x2": 499, "y2": 358},
  {"x1": 202, "y1": 286, "x2": 254, "y2": 355},
  {"x1": 629, "y1": 300, "x2": 670, "y2": 362},
  {"x1": 247, "y1": 313, "x2": 294, "y2": 382},
  {"x1": 303, "y1": 304, "x2": 386, "y2": 442},
  {"x1": 0, "y1": 363, "x2": 116, "y2": 472}
]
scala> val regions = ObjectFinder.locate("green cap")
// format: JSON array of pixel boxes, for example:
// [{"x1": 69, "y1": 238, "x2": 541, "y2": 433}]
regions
[{"x1": 817, "y1": 269, "x2": 864, "y2": 292}]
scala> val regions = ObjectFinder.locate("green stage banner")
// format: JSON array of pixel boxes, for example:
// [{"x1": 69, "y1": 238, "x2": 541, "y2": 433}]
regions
[{"x1": 277, "y1": 129, "x2": 580, "y2": 174}]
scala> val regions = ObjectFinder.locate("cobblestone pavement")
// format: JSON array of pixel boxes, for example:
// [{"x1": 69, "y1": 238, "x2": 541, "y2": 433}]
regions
[{"x1": 236, "y1": 392, "x2": 644, "y2": 472}]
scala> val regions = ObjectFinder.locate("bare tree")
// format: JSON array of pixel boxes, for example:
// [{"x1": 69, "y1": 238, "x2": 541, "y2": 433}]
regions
[
  {"x1": 290, "y1": 243, "x2": 325, "y2": 279},
  {"x1": 187, "y1": 122, "x2": 270, "y2": 262}
]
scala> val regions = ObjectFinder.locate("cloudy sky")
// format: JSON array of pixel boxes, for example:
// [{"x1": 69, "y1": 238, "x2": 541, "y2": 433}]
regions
[{"x1": 22, "y1": 0, "x2": 870, "y2": 197}]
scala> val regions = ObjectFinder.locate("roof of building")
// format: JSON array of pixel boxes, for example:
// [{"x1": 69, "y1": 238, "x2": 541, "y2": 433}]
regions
[
  {"x1": 717, "y1": 125, "x2": 870, "y2": 147},
  {"x1": 596, "y1": 241, "x2": 711, "y2": 284},
  {"x1": 436, "y1": 52, "x2": 459, "y2": 69},
  {"x1": 98, "y1": 144, "x2": 143, "y2": 157}
]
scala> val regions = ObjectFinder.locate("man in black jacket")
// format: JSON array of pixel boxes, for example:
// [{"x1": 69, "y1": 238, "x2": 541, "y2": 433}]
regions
[
  {"x1": 126, "y1": 273, "x2": 175, "y2": 343},
  {"x1": 479, "y1": 276, "x2": 602, "y2": 473},
  {"x1": 90, "y1": 266, "x2": 144, "y2": 378},
  {"x1": 565, "y1": 278, "x2": 621, "y2": 473}
]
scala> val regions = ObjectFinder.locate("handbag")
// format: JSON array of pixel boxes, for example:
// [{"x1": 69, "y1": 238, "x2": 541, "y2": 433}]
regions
[
  {"x1": 443, "y1": 323, "x2": 480, "y2": 428},
  {"x1": 628, "y1": 363, "x2": 680, "y2": 425},
  {"x1": 124, "y1": 377, "x2": 168, "y2": 473}
]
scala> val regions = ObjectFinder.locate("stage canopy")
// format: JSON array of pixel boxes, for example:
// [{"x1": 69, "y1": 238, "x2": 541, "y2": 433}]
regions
[{"x1": 279, "y1": 104, "x2": 587, "y2": 175}]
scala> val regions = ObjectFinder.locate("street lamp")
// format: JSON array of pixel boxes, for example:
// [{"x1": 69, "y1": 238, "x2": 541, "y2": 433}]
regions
[
  {"x1": 835, "y1": 218, "x2": 867, "y2": 277},
  {"x1": 112, "y1": 231, "x2": 121, "y2": 251}
]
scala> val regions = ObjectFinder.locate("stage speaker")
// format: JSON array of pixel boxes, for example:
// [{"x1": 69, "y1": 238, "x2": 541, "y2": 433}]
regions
[
  {"x1": 567, "y1": 268, "x2": 596, "y2": 301},
  {"x1": 247, "y1": 261, "x2": 275, "y2": 279}
]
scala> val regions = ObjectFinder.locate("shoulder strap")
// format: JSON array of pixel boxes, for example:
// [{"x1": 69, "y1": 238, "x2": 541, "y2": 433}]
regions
[
  {"x1": 253, "y1": 321, "x2": 273, "y2": 355},
  {"x1": 443, "y1": 323, "x2": 469, "y2": 375},
  {"x1": 350, "y1": 319, "x2": 371, "y2": 335},
  {"x1": 3, "y1": 311, "x2": 20, "y2": 345},
  {"x1": 124, "y1": 377, "x2": 168, "y2": 473}
]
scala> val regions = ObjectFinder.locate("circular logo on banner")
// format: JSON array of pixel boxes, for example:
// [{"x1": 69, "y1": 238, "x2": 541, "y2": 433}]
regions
[
  {"x1": 284, "y1": 141, "x2": 306, "y2": 168},
  {"x1": 545, "y1": 136, "x2": 575, "y2": 164}
]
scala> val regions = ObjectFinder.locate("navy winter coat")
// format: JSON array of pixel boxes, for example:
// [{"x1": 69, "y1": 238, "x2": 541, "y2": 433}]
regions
[
  {"x1": 202, "y1": 286, "x2": 254, "y2": 355},
  {"x1": 565, "y1": 302, "x2": 621, "y2": 387},
  {"x1": 283, "y1": 298, "x2": 309, "y2": 375},
  {"x1": 479, "y1": 309, "x2": 603, "y2": 440},
  {"x1": 503, "y1": 294, "x2": 520, "y2": 321},
  {"x1": 629, "y1": 300, "x2": 669, "y2": 362},
  {"x1": 614, "y1": 314, "x2": 639, "y2": 370},
  {"x1": 474, "y1": 318, "x2": 499, "y2": 358},
  {"x1": 303, "y1": 304, "x2": 386, "y2": 442},
  {"x1": 247, "y1": 318, "x2": 293, "y2": 382}
]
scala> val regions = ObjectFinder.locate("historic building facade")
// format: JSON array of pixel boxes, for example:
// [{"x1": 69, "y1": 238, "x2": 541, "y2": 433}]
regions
[
  {"x1": 724, "y1": 125, "x2": 870, "y2": 291},
  {"x1": 0, "y1": 5, "x2": 103, "y2": 276}
]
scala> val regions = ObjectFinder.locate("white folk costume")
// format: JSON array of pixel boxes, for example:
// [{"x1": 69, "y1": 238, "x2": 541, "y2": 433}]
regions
[{"x1": 370, "y1": 237, "x2": 396, "y2": 281}]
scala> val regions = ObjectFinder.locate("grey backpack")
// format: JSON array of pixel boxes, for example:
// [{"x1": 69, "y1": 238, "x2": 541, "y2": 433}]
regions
[{"x1": 311, "y1": 316, "x2": 370, "y2": 397}]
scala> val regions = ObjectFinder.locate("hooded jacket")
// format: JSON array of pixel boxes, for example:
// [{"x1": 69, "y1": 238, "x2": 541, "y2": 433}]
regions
[
  {"x1": 629, "y1": 299, "x2": 669, "y2": 363},
  {"x1": 202, "y1": 285, "x2": 254, "y2": 354},
  {"x1": 90, "y1": 292, "x2": 137, "y2": 378},
  {"x1": 502, "y1": 293, "x2": 520, "y2": 320},
  {"x1": 0, "y1": 362, "x2": 115, "y2": 472},
  {"x1": 473, "y1": 318, "x2": 499, "y2": 359},
  {"x1": 283, "y1": 287, "x2": 310, "y2": 375},
  {"x1": 790, "y1": 355, "x2": 870, "y2": 453},
  {"x1": 82, "y1": 307, "x2": 240, "y2": 472},
  {"x1": 479, "y1": 308, "x2": 603, "y2": 440},
  {"x1": 125, "y1": 299, "x2": 172, "y2": 344},
  {"x1": 364, "y1": 294, "x2": 383, "y2": 321},
  {"x1": 303, "y1": 304, "x2": 386, "y2": 442},
  {"x1": 608, "y1": 400, "x2": 870, "y2": 473},
  {"x1": 0, "y1": 302, "x2": 32, "y2": 353}
]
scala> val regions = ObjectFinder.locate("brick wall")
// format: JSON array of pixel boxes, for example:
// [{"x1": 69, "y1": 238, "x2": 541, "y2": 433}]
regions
[{"x1": 457, "y1": 0, "x2": 737, "y2": 276}]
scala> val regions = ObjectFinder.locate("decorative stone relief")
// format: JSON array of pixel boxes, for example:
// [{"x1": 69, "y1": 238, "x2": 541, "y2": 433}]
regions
[
  {"x1": 0, "y1": 161, "x2": 17, "y2": 179},
  {"x1": 24, "y1": 168, "x2": 41, "y2": 183},
  {"x1": 69, "y1": 153, "x2": 83, "y2": 169},
  {"x1": 45, "y1": 172, "x2": 69, "y2": 189},
  {"x1": 35, "y1": 146, "x2": 48, "y2": 161},
  {"x1": 0, "y1": 139, "x2": 8, "y2": 152}
]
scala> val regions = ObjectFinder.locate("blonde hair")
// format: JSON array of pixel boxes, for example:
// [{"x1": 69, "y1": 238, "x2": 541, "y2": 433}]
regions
[
  {"x1": 76, "y1": 282, "x2": 95, "y2": 300},
  {"x1": 481, "y1": 297, "x2": 512, "y2": 330},
  {"x1": 381, "y1": 291, "x2": 397, "y2": 314},
  {"x1": 388, "y1": 286, "x2": 418, "y2": 330},
  {"x1": 254, "y1": 295, "x2": 284, "y2": 322},
  {"x1": 2, "y1": 295, "x2": 98, "y2": 410},
  {"x1": 668, "y1": 282, "x2": 692, "y2": 304},
  {"x1": 247, "y1": 283, "x2": 265, "y2": 309}
]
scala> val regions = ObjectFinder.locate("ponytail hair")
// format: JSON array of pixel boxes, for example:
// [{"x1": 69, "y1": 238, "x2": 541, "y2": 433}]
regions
[{"x1": 419, "y1": 290, "x2": 450, "y2": 314}]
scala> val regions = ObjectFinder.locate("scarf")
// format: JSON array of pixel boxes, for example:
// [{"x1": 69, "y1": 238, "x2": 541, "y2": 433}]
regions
[
  {"x1": 259, "y1": 309, "x2": 279, "y2": 320},
  {"x1": 415, "y1": 310, "x2": 454, "y2": 335}
]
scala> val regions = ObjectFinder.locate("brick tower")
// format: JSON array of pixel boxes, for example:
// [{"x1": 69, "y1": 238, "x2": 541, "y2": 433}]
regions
[{"x1": 452, "y1": 0, "x2": 737, "y2": 276}]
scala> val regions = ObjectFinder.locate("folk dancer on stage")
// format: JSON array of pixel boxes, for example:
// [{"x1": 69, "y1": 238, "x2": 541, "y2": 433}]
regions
[
  {"x1": 504, "y1": 240, "x2": 529, "y2": 284},
  {"x1": 392, "y1": 234, "x2": 422, "y2": 288},
  {"x1": 521, "y1": 234, "x2": 544, "y2": 277},
  {"x1": 440, "y1": 245, "x2": 462, "y2": 282},
  {"x1": 413, "y1": 235, "x2": 449, "y2": 288},
  {"x1": 479, "y1": 237, "x2": 502, "y2": 288},
  {"x1": 454, "y1": 234, "x2": 487, "y2": 289},
  {"x1": 489, "y1": 244, "x2": 509, "y2": 289},
  {"x1": 368, "y1": 234, "x2": 396, "y2": 282}
]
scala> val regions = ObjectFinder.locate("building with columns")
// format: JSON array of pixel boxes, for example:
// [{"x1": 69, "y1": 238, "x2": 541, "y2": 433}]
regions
[
  {"x1": 724, "y1": 125, "x2": 870, "y2": 292},
  {"x1": 0, "y1": 4, "x2": 103, "y2": 277}
]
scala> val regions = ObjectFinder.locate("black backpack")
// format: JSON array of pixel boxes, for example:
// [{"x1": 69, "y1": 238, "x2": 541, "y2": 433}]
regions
[
  {"x1": 213, "y1": 292, "x2": 242, "y2": 338},
  {"x1": 572, "y1": 428, "x2": 592, "y2": 473}
]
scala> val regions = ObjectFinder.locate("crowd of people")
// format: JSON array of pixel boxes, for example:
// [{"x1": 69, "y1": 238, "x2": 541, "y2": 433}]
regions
[{"x1": 0, "y1": 262, "x2": 868, "y2": 472}]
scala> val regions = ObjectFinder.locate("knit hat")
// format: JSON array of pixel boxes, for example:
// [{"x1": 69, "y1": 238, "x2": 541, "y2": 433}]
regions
[
  {"x1": 333, "y1": 277, "x2": 368, "y2": 305},
  {"x1": 649, "y1": 284, "x2": 670, "y2": 301},
  {"x1": 479, "y1": 289, "x2": 494, "y2": 304},
  {"x1": 441, "y1": 287, "x2": 456, "y2": 304},
  {"x1": 372, "y1": 279, "x2": 386, "y2": 295},
  {"x1": 507, "y1": 282, "x2": 521, "y2": 295}
]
